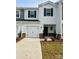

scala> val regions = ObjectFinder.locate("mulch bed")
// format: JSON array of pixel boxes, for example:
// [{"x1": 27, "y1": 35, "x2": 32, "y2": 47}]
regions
[{"x1": 16, "y1": 37, "x2": 24, "y2": 43}]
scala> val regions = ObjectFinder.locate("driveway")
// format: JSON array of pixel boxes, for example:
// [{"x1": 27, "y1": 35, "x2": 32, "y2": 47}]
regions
[{"x1": 16, "y1": 38, "x2": 42, "y2": 59}]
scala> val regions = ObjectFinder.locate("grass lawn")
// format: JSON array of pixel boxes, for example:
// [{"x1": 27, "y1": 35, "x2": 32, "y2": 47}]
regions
[{"x1": 41, "y1": 42, "x2": 63, "y2": 59}]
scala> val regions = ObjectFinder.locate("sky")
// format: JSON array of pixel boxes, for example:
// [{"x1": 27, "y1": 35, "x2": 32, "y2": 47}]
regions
[{"x1": 16, "y1": 0, "x2": 59, "y2": 7}]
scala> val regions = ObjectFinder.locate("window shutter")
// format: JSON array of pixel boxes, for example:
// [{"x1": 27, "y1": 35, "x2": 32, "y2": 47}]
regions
[
  {"x1": 51, "y1": 8, "x2": 53, "y2": 16},
  {"x1": 44, "y1": 8, "x2": 46, "y2": 16},
  {"x1": 34, "y1": 11, "x2": 36, "y2": 18},
  {"x1": 28, "y1": 10, "x2": 30, "y2": 17}
]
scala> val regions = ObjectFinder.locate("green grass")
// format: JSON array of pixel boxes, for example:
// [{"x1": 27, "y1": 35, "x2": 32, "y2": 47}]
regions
[{"x1": 41, "y1": 42, "x2": 63, "y2": 59}]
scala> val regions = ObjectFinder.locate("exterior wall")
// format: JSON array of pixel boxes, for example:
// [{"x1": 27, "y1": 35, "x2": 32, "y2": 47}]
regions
[
  {"x1": 24, "y1": 9, "x2": 39, "y2": 20},
  {"x1": 16, "y1": 25, "x2": 21, "y2": 37},
  {"x1": 56, "y1": 2, "x2": 62, "y2": 35},
  {"x1": 16, "y1": 21, "x2": 43, "y2": 37},
  {"x1": 16, "y1": 1, "x2": 63, "y2": 37},
  {"x1": 39, "y1": 4, "x2": 57, "y2": 24}
]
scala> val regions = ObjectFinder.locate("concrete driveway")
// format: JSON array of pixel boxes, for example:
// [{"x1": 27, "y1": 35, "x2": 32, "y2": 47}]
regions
[{"x1": 16, "y1": 38, "x2": 42, "y2": 59}]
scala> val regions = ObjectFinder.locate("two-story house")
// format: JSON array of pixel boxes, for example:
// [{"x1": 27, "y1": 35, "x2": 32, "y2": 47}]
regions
[{"x1": 16, "y1": 0, "x2": 63, "y2": 38}]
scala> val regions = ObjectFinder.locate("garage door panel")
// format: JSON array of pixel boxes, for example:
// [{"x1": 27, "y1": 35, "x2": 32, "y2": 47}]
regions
[{"x1": 27, "y1": 26, "x2": 39, "y2": 38}]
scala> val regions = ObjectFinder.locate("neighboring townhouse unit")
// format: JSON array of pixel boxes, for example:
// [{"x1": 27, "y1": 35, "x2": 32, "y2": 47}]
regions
[{"x1": 16, "y1": 0, "x2": 63, "y2": 38}]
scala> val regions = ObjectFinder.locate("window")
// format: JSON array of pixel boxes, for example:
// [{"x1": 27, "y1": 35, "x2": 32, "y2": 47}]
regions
[
  {"x1": 46, "y1": 9, "x2": 51, "y2": 16},
  {"x1": 44, "y1": 8, "x2": 53, "y2": 16},
  {"x1": 16, "y1": 10, "x2": 20, "y2": 18},
  {"x1": 28, "y1": 10, "x2": 36, "y2": 18},
  {"x1": 30, "y1": 11, "x2": 35, "y2": 17}
]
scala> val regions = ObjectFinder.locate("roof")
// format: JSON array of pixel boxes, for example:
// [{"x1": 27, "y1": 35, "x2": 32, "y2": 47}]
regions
[
  {"x1": 16, "y1": 7, "x2": 38, "y2": 10},
  {"x1": 16, "y1": 19, "x2": 40, "y2": 22},
  {"x1": 38, "y1": 1, "x2": 56, "y2": 7},
  {"x1": 60, "y1": 0, "x2": 63, "y2": 3},
  {"x1": 55, "y1": 0, "x2": 63, "y2": 4}
]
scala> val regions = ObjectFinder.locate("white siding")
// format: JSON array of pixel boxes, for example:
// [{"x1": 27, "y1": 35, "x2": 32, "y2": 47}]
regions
[
  {"x1": 16, "y1": 21, "x2": 42, "y2": 37},
  {"x1": 39, "y1": 4, "x2": 56, "y2": 24},
  {"x1": 56, "y1": 2, "x2": 62, "y2": 35}
]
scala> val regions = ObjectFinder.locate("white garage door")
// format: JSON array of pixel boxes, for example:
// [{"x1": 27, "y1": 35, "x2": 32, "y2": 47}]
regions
[{"x1": 27, "y1": 26, "x2": 39, "y2": 38}]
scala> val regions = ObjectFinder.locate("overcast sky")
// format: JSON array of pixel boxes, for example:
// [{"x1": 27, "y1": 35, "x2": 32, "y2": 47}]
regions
[{"x1": 16, "y1": 0, "x2": 59, "y2": 7}]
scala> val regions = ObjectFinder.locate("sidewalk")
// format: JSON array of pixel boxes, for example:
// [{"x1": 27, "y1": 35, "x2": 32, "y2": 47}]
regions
[{"x1": 16, "y1": 38, "x2": 42, "y2": 59}]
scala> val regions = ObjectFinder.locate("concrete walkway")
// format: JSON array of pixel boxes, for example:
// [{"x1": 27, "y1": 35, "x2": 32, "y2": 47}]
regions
[{"x1": 16, "y1": 38, "x2": 42, "y2": 59}]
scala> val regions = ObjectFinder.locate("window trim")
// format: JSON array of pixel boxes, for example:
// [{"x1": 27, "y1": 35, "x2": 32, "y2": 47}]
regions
[{"x1": 16, "y1": 10, "x2": 20, "y2": 18}]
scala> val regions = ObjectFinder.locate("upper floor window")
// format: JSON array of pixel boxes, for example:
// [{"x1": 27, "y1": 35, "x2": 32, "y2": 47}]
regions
[
  {"x1": 44, "y1": 8, "x2": 53, "y2": 16},
  {"x1": 28, "y1": 10, "x2": 36, "y2": 18},
  {"x1": 16, "y1": 10, "x2": 20, "y2": 18}
]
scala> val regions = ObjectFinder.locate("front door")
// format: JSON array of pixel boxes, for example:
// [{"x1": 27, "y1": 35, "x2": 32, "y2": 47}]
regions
[{"x1": 43, "y1": 27, "x2": 48, "y2": 36}]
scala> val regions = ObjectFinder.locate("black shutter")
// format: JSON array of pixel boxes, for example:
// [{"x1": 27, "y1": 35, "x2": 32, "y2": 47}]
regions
[
  {"x1": 28, "y1": 10, "x2": 30, "y2": 17},
  {"x1": 44, "y1": 8, "x2": 46, "y2": 16},
  {"x1": 51, "y1": 8, "x2": 53, "y2": 16},
  {"x1": 34, "y1": 11, "x2": 36, "y2": 18}
]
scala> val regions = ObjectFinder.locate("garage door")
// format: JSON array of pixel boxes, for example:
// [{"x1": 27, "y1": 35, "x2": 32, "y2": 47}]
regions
[{"x1": 27, "y1": 26, "x2": 39, "y2": 38}]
